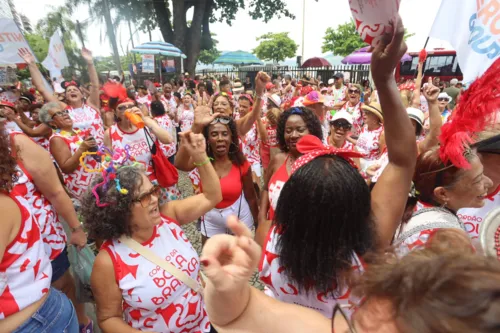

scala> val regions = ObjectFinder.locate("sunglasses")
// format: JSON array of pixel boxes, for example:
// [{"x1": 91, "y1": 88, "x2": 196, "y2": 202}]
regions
[
  {"x1": 331, "y1": 304, "x2": 357, "y2": 333},
  {"x1": 132, "y1": 185, "x2": 162, "y2": 208},
  {"x1": 437, "y1": 98, "x2": 449, "y2": 102},
  {"x1": 348, "y1": 89, "x2": 360, "y2": 94},
  {"x1": 210, "y1": 117, "x2": 231, "y2": 125},
  {"x1": 51, "y1": 109, "x2": 69, "y2": 119},
  {"x1": 330, "y1": 120, "x2": 352, "y2": 130},
  {"x1": 117, "y1": 104, "x2": 135, "y2": 112}
]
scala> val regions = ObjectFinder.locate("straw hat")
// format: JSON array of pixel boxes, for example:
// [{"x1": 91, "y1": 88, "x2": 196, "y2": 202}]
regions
[{"x1": 361, "y1": 102, "x2": 383, "y2": 122}]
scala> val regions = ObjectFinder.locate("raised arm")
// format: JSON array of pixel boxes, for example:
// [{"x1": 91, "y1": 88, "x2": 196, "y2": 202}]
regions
[
  {"x1": 411, "y1": 62, "x2": 424, "y2": 108},
  {"x1": 418, "y1": 78, "x2": 442, "y2": 154},
  {"x1": 162, "y1": 132, "x2": 222, "y2": 225},
  {"x1": 18, "y1": 49, "x2": 61, "y2": 106},
  {"x1": 236, "y1": 72, "x2": 269, "y2": 136},
  {"x1": 370, "y1": 16, "x2": 417, "y2": 250},
  {"x1": 81, "y1": 48, "x2": 101, "y2": 109},
  {"x1": 4, "y1": 109, "x2": 52, "y2": 138}
]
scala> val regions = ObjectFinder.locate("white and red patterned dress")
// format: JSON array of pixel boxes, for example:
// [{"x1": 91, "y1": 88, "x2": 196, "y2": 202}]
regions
[
  {"x1": 344, "y1": 102, "x2": 364, "y2": 137},
  {"x1": 242, "y1": 124, "x2": 261, "y2": 169},
  {"x1": 66, "y1": 103, "x2": 105, "y2": 145},
  {"x1": 178, "y1": 106, "x2": 194, "y2": 133},
  {"x1": 160, "y1": 95, "x2": 178, "y2": 127},
  {"x1": 31, "y1": 124, "x2": 50, "y2": 152},
  {"x1": 109, "y1": 125, "x2": 180, "y2": 203},
  {"x1": 50, "y1": 130, "x2": 100, "y2": 202},
  {"x1": 0, "y1": 192, "x2": 52, "y2": 319},
  {"x1": 259, "y1": 226, "x2": 365, "y2": 318},
  {"x1": 154, "y1": 114, "x2": 177, "y2": 158},
  {"x1": 3, "y1": 119, "x2": 22, "y2": 135},
  {"x1": 136, "y1": 93, "x2": 152, "y2": 111},
  {"x1": 101, "y1": 216, "x2": 210, "y2": 332},
  {"x1": 356, "y1": 125, "x2": 384, "y2": 170}
]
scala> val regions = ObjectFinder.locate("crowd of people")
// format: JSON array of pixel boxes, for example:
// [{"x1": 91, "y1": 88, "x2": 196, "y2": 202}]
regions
[{"x1": 1, "y1": 16, "x2": 500, "y2": 333}]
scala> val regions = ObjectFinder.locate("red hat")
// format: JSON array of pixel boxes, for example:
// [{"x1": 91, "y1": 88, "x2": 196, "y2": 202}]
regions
[
  {"x1": 302, "y1": 91, "x2": 325, "y2": 106},
  {"x1": 103, "y1": 82, "x2": 134, "y2": 107},
  {"x1": 0, "y1": 99, "x2": 16, "y2": 110},
  {"x1": 265, "y1": 82, "x2": 275, "y2": 91}
]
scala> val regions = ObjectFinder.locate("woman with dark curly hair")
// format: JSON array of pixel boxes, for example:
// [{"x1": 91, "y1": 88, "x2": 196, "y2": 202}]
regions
[
  {"x1": 255, "y1": 106, "x2": 323, "y2": 245},
  {"x1": 83, "y1": 131, "x2": 222, "y2": 333},
  {"x1": 176, "y1": 115, "x2": 259, "y2": 244}
]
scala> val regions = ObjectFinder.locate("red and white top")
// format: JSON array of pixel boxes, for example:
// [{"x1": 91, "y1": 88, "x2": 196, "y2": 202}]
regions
[
  {"x1": 32, "y1": 124, "x2": 50, "y2": 152},
  {"x1": 101, "y1": 216, "x2": 210, "y2": 333},
  {"x1": 0, "y1": 193, "x2": 52, "y2": 319},
  {"x1": 136, "y1": 93, "x2": 152, "y2": 111},
  {"x1": 160, "y1": 95, "x2": 178, "y2": 127},
  {"x1": 259, "y1": 226, "x2": 365, "y2": 318},
  {"x1": 458, "y1": 189, "x2": 500, "y2": 239},
  {"x1": 154, "y1": 114, "x2": 177, "y2": 158},
  {"x1": 329, "y1": 139, "x2": 355, "y2": 151},
  {"x1": 109, "y1": 125, "x2": 157, "y2": 181},
  {"x1": 356, "y1": 125, "x2": 384, "y2": 161},
  {"x1": 66, "y1": 103, "x2": 105, "y2": 145},
  {"x1": 178, "y1": 107, "x2": 194, "y2": 133},
  {"x1": 242, "y1": 124, "x2": 260, "y2": 165},
  {"x1": 3, "y1": 120, "x2": 22, "y2": 135},
  {"x1": 50, "y1": 130, "x2": 100, "y2": 202},
  {"x1": 268, "y1": 157, "x2": 289, "y2": 220},
  {"x1": 261, "y1": 118, "x2": 278, "y2": 148},
  {"x1": 342, "y1": 102, "x2": 364, "y2": 137}
]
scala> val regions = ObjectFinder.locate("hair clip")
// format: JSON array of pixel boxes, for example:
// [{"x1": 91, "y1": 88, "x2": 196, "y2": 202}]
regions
[
  {"x1": 115, "y1": 179, "x2": 129, "y2": 195},
  {"x1": 290, "y1": 107, "x2": 303, "y2": 115}
]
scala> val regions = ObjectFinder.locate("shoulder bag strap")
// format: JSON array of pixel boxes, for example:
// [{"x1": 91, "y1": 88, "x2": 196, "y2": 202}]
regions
[{"x1": 119, "y1": 236, "x2": 204, "y2": 294}]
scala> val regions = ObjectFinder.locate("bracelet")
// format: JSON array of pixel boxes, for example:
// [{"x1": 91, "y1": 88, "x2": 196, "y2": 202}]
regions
[{"x1": 193, "y1": 157, "x2": 213, "y2": 167}]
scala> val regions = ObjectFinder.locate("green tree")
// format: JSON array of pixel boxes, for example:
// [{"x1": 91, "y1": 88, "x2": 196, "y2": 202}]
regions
[
  {"x1": 198, "y1": 33, "x2": 221, "y2": 65},
  {"x1": 253, "y1": 32, "x2": 298, "y2": 64},
  {"x1": 24, "y1": 34, "x2": 49, "y2": 61},
  {"x1": 322, "y1": 20, "x2": 415, "y2": 56},
  {"x1": 66, "y1": 0, "x2": 298, "y2": 74}
]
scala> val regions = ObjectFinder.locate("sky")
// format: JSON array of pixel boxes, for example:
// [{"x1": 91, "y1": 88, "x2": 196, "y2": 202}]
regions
[{"x1": 15, "y1": 0, "x2": 451, "y2": 60}]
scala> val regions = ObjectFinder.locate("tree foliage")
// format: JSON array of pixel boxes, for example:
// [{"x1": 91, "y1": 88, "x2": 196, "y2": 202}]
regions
[
  {"x1": 198, "y1": 33, "x2": 221, "y2": 65},
  {"x1": 253, "y1": 32, "x2": 298, "y2": 64},
  {"x1": 322, "y1": 20, "x2": 415, "y2": 56}
]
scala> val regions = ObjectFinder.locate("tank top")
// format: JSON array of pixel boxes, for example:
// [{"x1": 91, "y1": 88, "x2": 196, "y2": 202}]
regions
[
  {"x1": 261, "y1": 118, "x2": 278, "y2": 148},
  {"x1": 31, "y1": 124, "x2": 50, "y2": 152},
  {"x1": 259, "y1": 226, "x2": 365, "y2": 318},
  {"x1": 50, "y1": 130, "x2": 100, "y2": 201},
  {"x1": 328, "y1": 139, "x2": 354, "y2": 151},
  {"x1": 109, "y1": 125, "x2": 156, "y2": 180},
  {"x1": 101, "y1": 216, "x2": 210, "y2": 333},
  {"x1": 268, "y1": 157, "x2": 290, "y2": 220},
  {"x1": 66, "y1": 103, "x2": 105, "y2": 145},
  {"x1": 11, "y1": 133, "x2": 67, "y2": 260},
  {"x1": 154, "y1": 114, "x2": 177, "y2": 158},
  {"x1": 178, "y1": 107, "x2": 194, "y2": 133},
  {"x1": 0, "y1": 193, "x2": 52, "y2": 319},
  {"x1": 243, "y1": 124, "x2": 261, "y2": 165},
  {"x1": 356, "y1": 125, "x2": 384, "y2": 161},
  {"x1": 457, "y1": 189, "x2": 500, "y2": 239},
  {"x1": 3, "y1": 119, "x2": 22, "y2": 134}
]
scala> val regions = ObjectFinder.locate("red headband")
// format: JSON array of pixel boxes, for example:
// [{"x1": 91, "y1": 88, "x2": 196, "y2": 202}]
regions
[
  {"x1": 239, "y1": 94, "x2": 254, "y2": 105},
  {"x1": 291, "y1": 135, "x2": 363, "y2": 174}
]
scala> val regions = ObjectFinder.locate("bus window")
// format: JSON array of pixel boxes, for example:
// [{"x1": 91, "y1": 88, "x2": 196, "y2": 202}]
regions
[
  {"x1": 399, "y1": 57, "x2": 419, "y2": 76},
  {"x1": 424, "y1": 55, "x2": 454, "y2": 75},
  {"x1": 452, "y1": 57, "x2": 463, "y2": 76}
]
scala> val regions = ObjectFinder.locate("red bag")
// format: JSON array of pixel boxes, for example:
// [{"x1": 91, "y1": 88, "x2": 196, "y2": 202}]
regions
[{"x1": 144, "y1": 128, "x2": 179, "y2": 188}]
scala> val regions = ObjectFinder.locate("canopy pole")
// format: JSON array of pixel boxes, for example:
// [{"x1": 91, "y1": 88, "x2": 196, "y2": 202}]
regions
[
  {"x1": 159, "y1": 56, "x2": 163, "y2": 83},
  {"x1": 180, "y1": 56, "x2": 184, "y2": 75}
]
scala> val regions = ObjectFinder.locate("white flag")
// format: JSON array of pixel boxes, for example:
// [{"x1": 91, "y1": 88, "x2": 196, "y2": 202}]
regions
[
  {"x1": 429, "y1": 0, "x2": 500, "y2": 84},
  {"x1": 42, "y1": 30, "x2": 70, "y2": 72},
  {"x1": 0, "y1": 18, "x2": 38, "y2": 64}
]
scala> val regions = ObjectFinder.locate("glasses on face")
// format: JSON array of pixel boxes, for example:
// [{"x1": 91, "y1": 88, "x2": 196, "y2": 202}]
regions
[
  {"x1": 51, "y1": 109, "x2": 69, "y2": 119},
  {"x1": 210, "y1": 117, "x2": 231, "y2": 125},
  {"x1": 332, "y1": 304, "x2": 357, "y2": 333},
  {"x1": 117, "y1": 104, "x2": 135, "y2": 112},
  {"x1": 331, "y1": 120, "x2": 352, "y2": 130},
  {"x1": 348, "y1": 89, "x2": 360, "y2": 95},
  {"x1": 132, "y1": 185, "x2": 162, "y2": 208},
  {"x1": 437, "y1": 98, "x2": 449, "y2": 102}
]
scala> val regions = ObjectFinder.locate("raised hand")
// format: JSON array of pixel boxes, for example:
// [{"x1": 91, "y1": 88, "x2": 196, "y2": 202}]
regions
[
  {"x1": 81, "y1": 48, "x2": 93, "y2": 63},
  {"x1": 18, "y1": 48, "x2": 36, "y2": 65},
  {"x1": 422, "y1": 77, "x2": 440, "y2": 103},
  {"x1": 193, "y1": 105, "x2": 222, "y2": 133},
  {"x1": 255, "y1": 71, "x2": 271, "y2": 97},
  {"x1": 371, "y1": 14, "x2": 408, "y2": 82},
  {"x1": 178, "y1": 131, "x2": 208, "y2": 163},
  {"x1": 201, "y1": 216, "x2": 261, "y2": 293}
]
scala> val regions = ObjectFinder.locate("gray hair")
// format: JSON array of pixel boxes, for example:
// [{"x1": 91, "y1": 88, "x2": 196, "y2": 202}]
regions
[{"x1": 39, "y1": 102, "x2": 62, "y2": 124}]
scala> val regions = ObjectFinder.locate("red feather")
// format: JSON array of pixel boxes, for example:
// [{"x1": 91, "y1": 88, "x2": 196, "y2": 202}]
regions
[
  {"x1": 102, "y1": 82, "x2": 128, "y2": 103},
  {"x1": 439, "y1": 57, "x2": 500, "y2": 168},
  {"x1": 419, "y1": 49, "x2": 427, "y2": 63}
]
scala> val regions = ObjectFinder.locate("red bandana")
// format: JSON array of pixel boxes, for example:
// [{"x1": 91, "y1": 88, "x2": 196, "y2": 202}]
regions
[{"x1": 291, "y1": 135, "x2": 363, "y2": 174}]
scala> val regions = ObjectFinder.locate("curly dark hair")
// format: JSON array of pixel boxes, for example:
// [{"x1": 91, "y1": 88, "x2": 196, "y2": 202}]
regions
[
  {"x1": 80, "y1": 166, "x2": 144, "y2": 240},
  {"x1": 276, "y1": 107, "x2": 324, "y2": 152},
  {"x1": 0, "y1": 129, "x2": 19, "y2": 192},
  {"x1": 202, "y1": 117, "x2": 246, "y2": 166},
  {"x1": 274, "y1": 155, "x2": 373, "y2": 295}
]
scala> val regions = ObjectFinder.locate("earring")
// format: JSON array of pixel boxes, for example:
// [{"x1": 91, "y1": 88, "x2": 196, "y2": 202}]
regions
[{"x1": 440, "y1": 200, "x2": 448, "y2": 208}]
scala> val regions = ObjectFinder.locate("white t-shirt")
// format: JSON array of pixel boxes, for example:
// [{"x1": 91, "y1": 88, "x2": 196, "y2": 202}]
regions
[{"x1": 457, "y1": 192, "x2": 500, "y2": 239}]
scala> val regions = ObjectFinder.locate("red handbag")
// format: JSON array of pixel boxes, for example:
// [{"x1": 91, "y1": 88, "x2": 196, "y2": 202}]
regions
[{"x1": 144, "y1": 127, "x2": 179, "y2": 188}]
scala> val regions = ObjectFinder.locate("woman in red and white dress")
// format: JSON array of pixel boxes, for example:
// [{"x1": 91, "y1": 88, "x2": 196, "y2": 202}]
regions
[
  {"x1": 355, "y1": 102, "x2": 384, "y2": 171},
  {"x1": 2, "y1": 126, "x2": 92, "y2": 331},
  {"x1": 178, "y1": 93, "x2": 195, "y2": 133},
  {"x1": 19, "y1": 48, "x2": 105, "y2": 145},
  {"x1": 255, "y1": 107, "x2": 324, "y2": 246},
  {"x1": 103, "y1": 85, "x2": 179, "y2": 203},
  {"x1": 327, "y1": 111, "x2": 360, "y2": 168},
  {"x1": 341, "y1": 84, "x2": 364, "y2": 138},
  {"x1": 151, "y1": 100, "x2": 177, "y2": 162},
  {"x1": 41, "y1": 102, "x2": 101, "y2": 204},
  {"x1": 260, "y1": 96, "x2": 281, "y2": 170},
  {"x1": 82, "y1": 132, "x2": 222, "y2": 333}
]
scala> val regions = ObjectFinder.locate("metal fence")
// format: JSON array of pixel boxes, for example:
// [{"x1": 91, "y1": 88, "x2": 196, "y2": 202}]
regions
[{"x1": 195, "y1": 65, "x2": 371, "y2": 84}]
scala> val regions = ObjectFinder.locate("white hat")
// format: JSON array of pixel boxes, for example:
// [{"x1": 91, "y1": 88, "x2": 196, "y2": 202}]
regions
[
  {"x1": 438, "y1": 92, "x2": 452, "y2": 103},
  {"x1": 406, "y1": 107, "x2": 425, "y2": 127},
  {"x1": 268, "y1": 94, "x2": 282, "y2": 108},
  {"x1": 450, "y1": 78, "x2": 459, "y2": 85},
  {"x1": 330, "y1": 110, "x2": 353, "y2": 125},
  {"x1": 232, "y1": 82, "x2": 244, "y2": 93},
  {"x1": 328, "y1": 78, "x2": 335, "y2": 85}
]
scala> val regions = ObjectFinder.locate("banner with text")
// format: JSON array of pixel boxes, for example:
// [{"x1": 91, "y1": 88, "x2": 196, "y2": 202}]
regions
[
  {"x1": 42, "y1": 30, "x2": 70, "y2": 77},
  {"x1": 0, "y1": 18, "x2": 38, "y2": 64},
  {"x1": 429, "y1": 0, "x2": 500, "y2": 83},
  {"x1": 142, "y1": 54, "x2": 155, "y2": 73}
]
